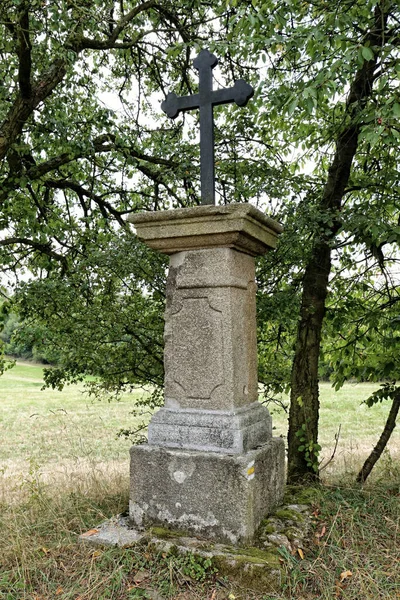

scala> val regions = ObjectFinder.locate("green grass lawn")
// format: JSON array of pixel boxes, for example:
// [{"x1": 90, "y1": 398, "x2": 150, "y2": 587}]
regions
[{"x1": 0, "y1": 362, "x2": 399, "y2": 599}]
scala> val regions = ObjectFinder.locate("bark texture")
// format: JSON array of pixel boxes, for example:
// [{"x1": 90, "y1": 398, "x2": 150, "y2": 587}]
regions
[
  {"x1": 356, "y1": 389, "x2": 400, "y2": 483},
  {"x1": 287, "y1": 1, "x2": 391, "y2": 483}
]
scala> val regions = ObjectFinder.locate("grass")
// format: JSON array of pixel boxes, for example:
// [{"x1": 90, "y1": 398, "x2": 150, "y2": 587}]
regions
[
  {"x1": 0, "y1": 360, "x2": 149, "y2": 463},
  {"x1": 277, "y1": 483, "x2": 400, "y2": 600},
  {"x1": 0, "y1": 362, "x2": 399, "y2": 599},
  {"x1": 0, "y1": 360, "x2": 151, "y2": 504},
  {"x1": 267, "y1": 381, "x2": 400, "y2": 482}
]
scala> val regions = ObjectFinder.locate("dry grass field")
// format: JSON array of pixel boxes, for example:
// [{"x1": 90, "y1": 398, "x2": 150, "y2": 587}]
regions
[
  {"x1": 0, "y1": 361, "x2": 146, "y2": 505},
  {"x1": 2, "y1": 361, "x2": 399, "y2": 494},
  {"x1": 0, "y1": 361, "x2": 399, "y2": 599},
  {"x1": 269, "y1": 381, "x2": 400, "y2": 483}
]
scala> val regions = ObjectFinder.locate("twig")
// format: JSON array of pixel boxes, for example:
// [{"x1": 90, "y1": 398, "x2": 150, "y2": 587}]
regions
[{"x1": 319, "y1": 424, "x2": 341, "y2": 471}]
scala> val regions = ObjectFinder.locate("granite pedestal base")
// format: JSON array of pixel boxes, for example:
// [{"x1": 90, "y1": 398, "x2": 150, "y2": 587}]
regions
[
  {"x1": 148, "y1": 402, "x2": 272, "y2": 453},
  {"x1": 129, "y1": 204, "x2": 285, "y2": 544},
  {"x1": 129, "y1": 438, "x2": 285, "y2": 545}
]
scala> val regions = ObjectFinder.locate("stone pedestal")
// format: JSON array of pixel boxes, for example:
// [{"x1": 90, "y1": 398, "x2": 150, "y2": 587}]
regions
[{"x1": 128, "y1": 204, "x2": 285, "y2": 545}]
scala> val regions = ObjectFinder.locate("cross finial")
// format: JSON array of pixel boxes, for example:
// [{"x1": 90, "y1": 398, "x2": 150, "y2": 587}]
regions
[
  {"x1": 193, "y1": 49, "x2": 218, "y2": 71},
  {"x1": 161, "y1": 49, "x2": 254, "y2": 205}
]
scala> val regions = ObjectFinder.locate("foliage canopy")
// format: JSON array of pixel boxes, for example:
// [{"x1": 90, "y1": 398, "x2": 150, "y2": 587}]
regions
[{"x1": 0, "y1": 1, "x2": 399, "y2": 463}]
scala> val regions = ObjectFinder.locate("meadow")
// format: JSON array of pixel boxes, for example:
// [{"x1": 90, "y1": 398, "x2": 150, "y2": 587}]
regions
[
  {"x1": 0, "y1": 360, "x2": 141, "y2": 503},
  {"x1": 0, "y1": 361, "x2": 399, "y2": 599}
]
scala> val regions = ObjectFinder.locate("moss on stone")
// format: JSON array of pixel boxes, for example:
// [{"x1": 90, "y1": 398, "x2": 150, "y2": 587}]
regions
[
  {"x1": 260, "y1": 523, "x2": 276, "y2": 535},
  {"x1": 146, "y1": 526, "x2": 286, "y2": 592},
  {"x1": 213, "y1": 552, "x2": 284, "y2": 592},
  {"x1": 274, "y1": 508, "x2": 304, "y2": 522},
  {"x1": 284, "y1": 526, "x2": 305, "y2": 541},
  {"x1": 258, "y1": 517, "x2": 271, "y2": 529},
  {"x1": 283, "y1": 485, "x2": 321, "y2": 505},
  {"x1": 222, "y1": 545, "x2": 279, "y2": 562},
  {"x1": 149, "y1": 526, "x2": 190, "y2": 540}
]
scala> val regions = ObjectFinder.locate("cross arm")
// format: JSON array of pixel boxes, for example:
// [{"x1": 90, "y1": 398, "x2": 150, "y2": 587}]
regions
[
  {"x1": 161, "y1": 92, "x2": 200, "y2": 119},
  {"x1": 211, "y1": 80, "x2": 254, "y2": 108}
]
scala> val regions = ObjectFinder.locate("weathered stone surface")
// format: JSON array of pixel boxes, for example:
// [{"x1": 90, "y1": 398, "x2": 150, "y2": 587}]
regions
[
  {"x1": 79, "y1": 515, "x2": 144, "y2": 547},
  {"x1": 127, "y1": 203, "x2": 285, "y2": 544},
  {"x1": 148, "y1": 402, "x2": 272, "y2": 453},
  {"x1": 151, "y1": 536, "x2": 284, "y2": 593},
  {"x1": 164, "y1": 248, "x2": 258, "y2": 411},
  {"x1": 257, "y1": 496, "x2": 314, "y2": 554},
  {"x1": 80, "y1": 518, "x2": 285, "y2": 593},
  {"x1": 129, "y1": 439, "x2": 285, "y2": 545},
  {"x1": 129, "y1": 203, "x2": 282, "y2": 256},
  {"x1": 79, "y1": 494, "x2": 317, "y2": 593},
  {"x1": 264, "y1": 533, "x2": 291, "y2": 551},
  {"x1": 285, "y1": 504, "x2": 310, "y2": 513}
]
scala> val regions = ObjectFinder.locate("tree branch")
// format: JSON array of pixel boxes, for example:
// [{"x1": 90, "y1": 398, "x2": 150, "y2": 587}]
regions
[
  {"x1": 17, "y1": 2, "x2": 32, "y2": 98},
  {"x1": 75, "y1": 0, "x2": 157, "y2": 51},
  {"x1": 0, "y1": 237, "x2": 67, "y2": 267},
  {"x1": 0, "y1": 133, "x2": 180, "y2": 205},
  {"x1": 45, "y1": 179, "x2": 127, "y2": 226},
  {"x1": 0, "y1": 0, "x2": 161, "y2": 161},
  {"x1": 0, "y1": 58, "x2": 67, "y2": 161},
  {"x1": 356, "y1": 388, "x2": 400, "y2": 483}
]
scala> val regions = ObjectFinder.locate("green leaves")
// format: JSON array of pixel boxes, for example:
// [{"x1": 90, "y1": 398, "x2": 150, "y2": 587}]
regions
[
  {"x1": 360, "y1": 45, "x2": 374, "y2": 62},
  {"x1": 11, "y1": 231, "x2": 167, "y2": 392},
  {"x1": 363, "y1": 382, "x2": 400, "y2": 408},
  {"x1": 1, "y1": 0, "x2": 399, "y2": 406},
  {"x1": 392, "y1": 102, "x2": 400, "y2": 118}
]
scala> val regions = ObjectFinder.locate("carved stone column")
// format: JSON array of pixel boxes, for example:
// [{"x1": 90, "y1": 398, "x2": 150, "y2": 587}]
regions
[{"x1": 128, "y1": 204, "x2": 285, "y2": 544}]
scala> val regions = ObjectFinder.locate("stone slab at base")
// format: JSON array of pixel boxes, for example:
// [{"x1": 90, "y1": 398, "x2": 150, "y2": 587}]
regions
[
  {"x1": 79, "y1": 516, "x2": 285, "y2": 593},
  {"x1": 79, "y1": 514, "x2": 143, "y2": 547},
  {"x1": 130, "y1": 438, "x2": 285, "y2": 545}
]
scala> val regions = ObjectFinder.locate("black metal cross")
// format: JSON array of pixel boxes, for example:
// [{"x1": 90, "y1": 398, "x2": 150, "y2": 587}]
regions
[{"x1": 161, "y1": 49, "x2": 254, "y2": 205}]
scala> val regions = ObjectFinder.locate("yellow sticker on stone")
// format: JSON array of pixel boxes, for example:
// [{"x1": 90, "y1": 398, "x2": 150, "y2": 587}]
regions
[{"x1": 245, "y1": 461, "x2": 255, "y2": 480}]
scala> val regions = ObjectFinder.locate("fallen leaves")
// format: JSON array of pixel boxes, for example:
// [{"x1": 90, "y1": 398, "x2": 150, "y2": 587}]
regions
[
  {"x1": 126, "y1": 569, "x2": 152, "y2": 595},
  {"x1": 339, "y1": 569, "x2": 352, "y2": 582},
  {"x1": 315, "y1": 524, "x2": 326, "y2": 540},
  {"x1": 133, "y1": 569, "x2": 150, "y2": 584},
  {"x1": 80, "y1": 528, "x2": 99, "y2": 538},
  {"x1": 335, "y1": 569, "x2": 353, "y2": 596}
]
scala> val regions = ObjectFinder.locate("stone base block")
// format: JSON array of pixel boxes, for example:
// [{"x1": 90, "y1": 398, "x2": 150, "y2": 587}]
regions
[
  {"x1": 129, "y1": 438, "x2": 285, "y2": 545},
  {"x1": 148, "y1": 402, "x2": 272, "y2": 453}
]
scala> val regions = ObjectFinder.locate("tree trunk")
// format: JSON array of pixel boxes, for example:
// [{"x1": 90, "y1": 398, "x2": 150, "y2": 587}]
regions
[
  {"x1": 287, "y1": 1, "x2": 390, "y2": 484},
  {"x1": 356, "y1": 389, "x2": 400, "y2": 483},
  {"x1": 0, "y1": 59, "x2": 67, "y2": 162},
  {"x1": 287, "y1": 241, "x2": 331, "y2": 482}
]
